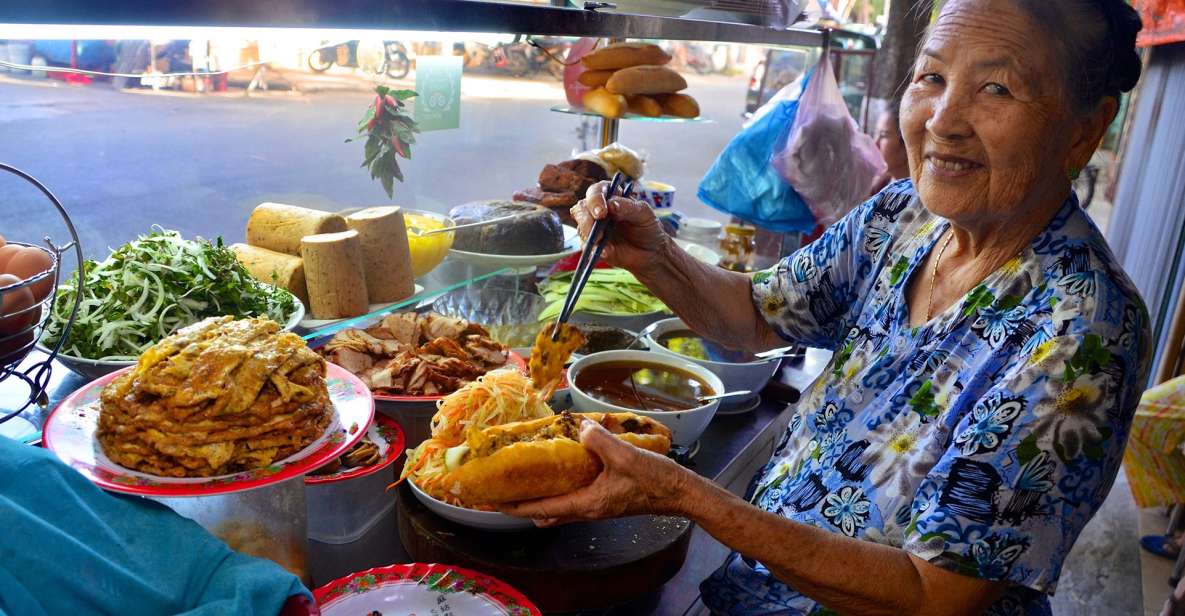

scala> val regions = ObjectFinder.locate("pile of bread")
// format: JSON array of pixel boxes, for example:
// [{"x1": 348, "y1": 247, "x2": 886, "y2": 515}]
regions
[
  {"x1": 579, "y1": 42, "x2": 700, "y2": 119},
  {"x1": 232, "y1": 203, "x2": 416, "y2": 320}
]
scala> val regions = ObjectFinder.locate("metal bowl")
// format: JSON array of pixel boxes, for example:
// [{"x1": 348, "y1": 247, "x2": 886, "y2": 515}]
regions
[
  {"x1": 642, "y1": 317, "x2": 781, "y2": 396},
  {"x1": 431, "y1": 287, "x2": 548, "y2": 349},
  {"x1": 0, "y1": 242, "x2": 59, "y2": 370}
]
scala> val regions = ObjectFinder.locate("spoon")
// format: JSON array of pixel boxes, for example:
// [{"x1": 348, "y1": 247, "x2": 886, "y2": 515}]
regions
[
  {"x1": 407, "y1": 212, "x2": 522, "y2": 237},
  {"x1": 697, "y1": 390, "x2": 752, "y2": 403},
  {"x1": 754, "y1": 345, "x2": 799, "y2": 360}
]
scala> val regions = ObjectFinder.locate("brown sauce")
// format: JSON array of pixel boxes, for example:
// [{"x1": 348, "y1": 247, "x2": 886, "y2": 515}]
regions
[{"x1": 574, "y1": 360, "x2": 713, "y2": 412}]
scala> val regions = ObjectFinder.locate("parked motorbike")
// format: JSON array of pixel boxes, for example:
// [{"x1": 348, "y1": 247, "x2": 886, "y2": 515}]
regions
[{"x1": 308, "y1": 40, "x2": 410, "y2": 79}]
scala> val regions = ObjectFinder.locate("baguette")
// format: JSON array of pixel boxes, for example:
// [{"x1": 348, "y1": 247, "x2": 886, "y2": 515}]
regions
[
  {"x1": 246, "y1": 203, "x2": 348, "y2": 256},
  {"x1": 436, "y1": 411, "x2": 670, "y2": 505},
  {"x1": 606, "y1": 65, "x2": 687, "y2": 96},
  {"x1": 626, "y1": 95, "x2": 662, "y2": 118},
  {"x1": 577, "y1": 69, "x2": 614, "y2": 88},
  {"x1": 655, "y1": 93, "x2": 701, "y2": 118},
  {"x1": 582, "y1": 87, "x2": 627, "y2": 119},
  {"x1": 581, "y1": 42, "x2": 671, "y2": 70}
]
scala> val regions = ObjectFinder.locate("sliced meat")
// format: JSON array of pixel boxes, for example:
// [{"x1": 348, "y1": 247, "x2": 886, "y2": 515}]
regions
[
  {"x1": 420, "y1": 337, "x2": 470, "y2": 361},
  {"x1": 422, "y1": 314, "x2": 468, "y2": 341},
  {"x1": 558, "y1": 159, "x2": 609, "y2": 183},
  {"x1": 463, "y1": 334, "x2": 508, "y2": 367},
  {"x1": 539, "y1": 164, "x2": 587, "y2": 193},
  {"x1": 381, "y1": 313, "x2": 421, "y2": 345},
  {"x1": 514, "y1": 186, "x2": 579, "y2": 209},
  {"x1": 327, "y1": 348, "x2": 374, "y2": 375}
]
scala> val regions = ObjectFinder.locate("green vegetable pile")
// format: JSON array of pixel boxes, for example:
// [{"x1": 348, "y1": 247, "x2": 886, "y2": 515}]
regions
[
  {"x1": 43, "y1": 228, "x2": 298, "y2": 361},
  {"x1": 539, "y1": 268, "x2": 669, "y2": 320}
]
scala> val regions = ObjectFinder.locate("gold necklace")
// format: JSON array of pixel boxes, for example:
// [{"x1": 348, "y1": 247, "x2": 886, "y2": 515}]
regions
[{"x1": 926, "y1": 230, "x2": 955, "y2": 322}]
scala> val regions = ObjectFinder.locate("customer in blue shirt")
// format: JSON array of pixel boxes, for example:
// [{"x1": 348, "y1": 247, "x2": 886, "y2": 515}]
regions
[
  {"x1": 0, "y1": 436, "x2": 311, "y2": 616},
  {"x1": 505, "y1": 1, "x2": 1151, "y2": 614}
]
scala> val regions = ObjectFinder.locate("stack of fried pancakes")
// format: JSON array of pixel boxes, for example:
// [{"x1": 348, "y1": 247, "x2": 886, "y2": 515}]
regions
[{"x1": 98, "y1": 316, "x2": 333, "y2": 477}]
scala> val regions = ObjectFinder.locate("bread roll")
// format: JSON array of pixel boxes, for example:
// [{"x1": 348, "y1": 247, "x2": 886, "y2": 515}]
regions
[
  {"x1": 582, "y1": 87, "x2": 627, "y2": 119},
  {"x1": 577, "y1": 69, "x2": 614, "y2": 88},
  {"x1": 345, "y1": 207, "x2": 415, "y2": 304},
  {"x1": 246, "y1": 203, "x2": 348, "y2": 256},
  {"x1": 300, "y1": 230, "x2": 369, "y2": 319},
  {"x1": 230, "y1": 243, "x2": 308, "y2": 305},
  {"x1": 605, "y1": 65, "x2": 687, "y2": 95},
  {"x1": 581, "y1": 42, "x2": 671, "y2": 70},
  {"x1": 656, "y1": 93, "x2": 700, "y2": 118},
  {"x1": 626, "y1": 95, "x2": 662, "y2": 118}
]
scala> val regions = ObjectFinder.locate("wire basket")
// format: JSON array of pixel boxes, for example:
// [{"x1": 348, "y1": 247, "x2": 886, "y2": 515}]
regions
[{"x1": 0, "y1": 163, "x2": 84, "y2": 425}]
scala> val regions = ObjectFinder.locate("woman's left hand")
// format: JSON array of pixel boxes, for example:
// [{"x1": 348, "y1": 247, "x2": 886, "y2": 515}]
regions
[{"x1": 499, "y1": 420, "x2": 695, "y2": 526}]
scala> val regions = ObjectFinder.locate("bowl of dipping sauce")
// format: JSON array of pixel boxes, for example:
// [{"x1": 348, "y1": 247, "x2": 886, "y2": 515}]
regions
[
  {"x1": 568, "y1": 350, "x2": 724, "y2": 446},
  {"x1": 642, "y1": 317, "x2": 781, "y2": 398}
]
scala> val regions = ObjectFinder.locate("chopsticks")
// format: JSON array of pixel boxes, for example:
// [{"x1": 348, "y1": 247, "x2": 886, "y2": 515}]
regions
[{"x1": 551, "y1": 172, "x2": 635, "y2": 341}]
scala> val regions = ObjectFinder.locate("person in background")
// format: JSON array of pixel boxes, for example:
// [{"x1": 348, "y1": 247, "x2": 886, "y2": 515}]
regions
[
  {"x1": 0, "y1": 437, "x2": 314, "y2": 616},
  {"x1": 868, "y1": 107, "x2": 911, "y2": 196}
]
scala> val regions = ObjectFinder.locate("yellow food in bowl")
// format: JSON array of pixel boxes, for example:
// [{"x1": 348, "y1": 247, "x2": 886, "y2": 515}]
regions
[{"x1": 404, "y1": 210, "x2": 455, "y2": 278}]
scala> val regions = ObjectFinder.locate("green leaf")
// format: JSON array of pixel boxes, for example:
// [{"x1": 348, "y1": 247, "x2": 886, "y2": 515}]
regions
[
  {"x1": 908, "y1": 380, "x2": 939, "y2": 417},
  {"x1": 389, "y1": 89, "x2": 418, "y2": 100},
  {"x1": 888, "y1": 256, "x2": 909, "y2": 285},
  {"x1": 375, "y1": 85, "x2": 390, "y2": 96},
  {"x1": 380, "y1": 170, "x2": 394, "y2": 198}
]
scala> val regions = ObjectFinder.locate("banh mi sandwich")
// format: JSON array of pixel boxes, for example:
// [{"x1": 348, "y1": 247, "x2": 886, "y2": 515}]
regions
[{"x1": 432, "y1": 411, "x2": 670, "y2": 506}]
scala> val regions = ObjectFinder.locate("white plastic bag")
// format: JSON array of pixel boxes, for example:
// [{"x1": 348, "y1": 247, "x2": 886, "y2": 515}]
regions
[{"x1": 772, "y1": 54, "x2": 886, "y2": 226}]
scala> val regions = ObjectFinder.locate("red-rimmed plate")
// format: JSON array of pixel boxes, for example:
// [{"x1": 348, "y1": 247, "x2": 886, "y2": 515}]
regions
[
  {"x1": 315, "y1": 563, "x2": 540, "y2": 616},
  {"x1": 305, "y1": 414, "x2": 405, "y2": 485},
  {"x1": 42, "y1": 363, "x2": 374, "y2": 497},
  {"x1": 373, "y1": 352, "x2": 528, "y2": 404}
]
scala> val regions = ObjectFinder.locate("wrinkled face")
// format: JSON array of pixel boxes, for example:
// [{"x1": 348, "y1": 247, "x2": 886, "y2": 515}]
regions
[
  {"x1": 874, "y1": 112, "x2": 909, "y2": 179},
  {"x1": 900, "y1": 0, "x2": 1079, "y2": 226}
]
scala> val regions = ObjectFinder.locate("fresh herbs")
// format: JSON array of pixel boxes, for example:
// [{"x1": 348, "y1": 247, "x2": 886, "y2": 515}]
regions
[
  {"x1": 350, "y1": 85, "x2": 419, "y2": 198},
  {"x1": 43, "y1": 228, "x2": 297, "y2": 360}
]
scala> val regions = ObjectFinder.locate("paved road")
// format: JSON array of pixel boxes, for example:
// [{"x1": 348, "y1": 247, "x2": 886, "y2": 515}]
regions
[{"x1": 0, "y1": 72, "x2": 750, "y2": 261}]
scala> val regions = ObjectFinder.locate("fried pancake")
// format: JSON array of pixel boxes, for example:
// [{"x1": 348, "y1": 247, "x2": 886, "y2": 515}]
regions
[{"x1": 97, "y1": 316, "x2": 334, "y2": 477}]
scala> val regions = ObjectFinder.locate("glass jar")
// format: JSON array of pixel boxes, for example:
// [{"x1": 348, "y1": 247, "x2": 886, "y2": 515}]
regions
[{"x1": 720, "y1": 224, "x2": 757, "y2": 272}]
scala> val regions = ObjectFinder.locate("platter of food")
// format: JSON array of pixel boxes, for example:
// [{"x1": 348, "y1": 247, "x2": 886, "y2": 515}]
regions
[
  {"x1": 316, "y1": 311, "x2": 524, "y2": 404},
  {"x1": 298, "y1": 283, "x2": 424, "y2": 331},
  {"x1": 446, "y1": 200, "x2": 581, "y2": 268},
  {"x1": 42, "y1": 316, "x2": 374, "y2": 496},
  {"x1": 39, "y1": 228, "x2": 304, "y2": 379},
  {"x1": 314, "y1": 562, "x2": 540, "y2": 616}
]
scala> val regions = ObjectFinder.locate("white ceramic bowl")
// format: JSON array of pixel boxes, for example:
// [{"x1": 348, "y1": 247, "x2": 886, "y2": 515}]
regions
[
  {"x1": 408, "y1": 480, "x2": 535, "y2": 531},
  {"x1": 642, "y1": 317, "x2": 780, "y2": 397},
  {"x1": 567, "y1": 350, "x2": 725, "y2": 447},
  {"x1": 42, "y1": 300, "x2": 305, "y2": 381}
]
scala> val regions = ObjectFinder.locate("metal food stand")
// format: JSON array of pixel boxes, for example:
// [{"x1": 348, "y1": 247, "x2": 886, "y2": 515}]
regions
[{"x1": 3, "y1": 1, "x2": 832, "y2": 612}]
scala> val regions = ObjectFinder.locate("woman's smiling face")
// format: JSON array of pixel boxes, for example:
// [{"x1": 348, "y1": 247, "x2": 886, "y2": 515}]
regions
[{"x1": 900, "y1": 0, "x2": 1080, "y2": 226}]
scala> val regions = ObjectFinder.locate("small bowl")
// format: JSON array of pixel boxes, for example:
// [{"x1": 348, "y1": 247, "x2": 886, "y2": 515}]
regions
[
  {"x1": 403, "y1": 209, "x2": 455, "y2": 278},
  {"x1": 569, "y1": 310, "x2": 668, "y2": 335},
  {"x1": 642, "y1": 317, "x2": 780, "y2": 397},
  {"x1": 567, "y1": 349, "x2": 725, "y2": 447},
  {"x1": 41, "y1": 300, "x2": 305, "y2": 381},
  {"x1": 431, "y1": 287, "x2": 547, "y2": 349}
]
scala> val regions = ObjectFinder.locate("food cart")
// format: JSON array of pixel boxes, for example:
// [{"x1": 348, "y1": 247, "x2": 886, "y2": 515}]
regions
[{"x1": 0, "y1": 1, "x2": 834, "y2": 613}]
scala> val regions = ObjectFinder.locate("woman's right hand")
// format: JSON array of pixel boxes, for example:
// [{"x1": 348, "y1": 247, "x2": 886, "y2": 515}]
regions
[{"x1": 570, "y1": 180, "x2": 670, "y2": 275}]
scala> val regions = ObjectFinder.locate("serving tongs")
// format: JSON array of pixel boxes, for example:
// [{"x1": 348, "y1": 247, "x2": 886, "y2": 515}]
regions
[{"x1": 551, "y1": 172, "x2": 636, "y2": 341}]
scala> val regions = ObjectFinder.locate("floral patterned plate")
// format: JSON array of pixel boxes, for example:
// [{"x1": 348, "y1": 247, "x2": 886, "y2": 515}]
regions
[
  {"x1": 315, "y1": 562, "x2": 540, "y2": 616},
  {"x1": 42, "y1": 363, "x2": 374, "y2": 497},
  {"x1": 305, "y1": 414, "x2": 406, "y2": 484}
]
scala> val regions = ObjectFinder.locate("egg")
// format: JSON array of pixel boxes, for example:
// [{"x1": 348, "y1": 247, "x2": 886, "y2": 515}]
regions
[
  {"x1": 0, "y1": 244, "x2": 22, "y2": 272},
  {"x1": 0, "y1": 273, "x2": 36, "y2": 336},
  {"x1": 6, "y1": 247, "x2": 54, "y2": 302}
]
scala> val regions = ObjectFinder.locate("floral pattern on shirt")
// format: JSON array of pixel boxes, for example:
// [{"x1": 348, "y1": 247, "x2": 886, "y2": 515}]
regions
[{"x1": 701, "y1": 180, "x2": 1151, "y2": 616}]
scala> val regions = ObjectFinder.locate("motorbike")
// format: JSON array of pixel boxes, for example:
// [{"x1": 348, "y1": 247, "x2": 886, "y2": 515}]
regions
[{"x1": 308, "y1": 40, "x2": 410, "y2": 79}]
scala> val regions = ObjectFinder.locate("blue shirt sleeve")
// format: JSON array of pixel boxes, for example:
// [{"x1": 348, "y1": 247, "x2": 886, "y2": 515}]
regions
[
  {"x1": 0, "y1": 437, "x2": 309, "y2": 616},
  {"x1": 751, "y1": 182, "x2": 911, "y2": 349}
]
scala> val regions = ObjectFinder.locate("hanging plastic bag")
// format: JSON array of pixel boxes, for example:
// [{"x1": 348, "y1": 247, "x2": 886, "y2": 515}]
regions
[
  {"x1": 772, "y1": 54, "x2": 886, "y2": 227},
  {"x1": 697, "y1": 72, "x2": 816, "y2": 233}
]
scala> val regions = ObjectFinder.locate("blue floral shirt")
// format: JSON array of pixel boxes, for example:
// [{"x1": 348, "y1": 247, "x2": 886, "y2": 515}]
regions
[{"x1": 701, "y1": 180, "x2": 1152, "y2": 615}]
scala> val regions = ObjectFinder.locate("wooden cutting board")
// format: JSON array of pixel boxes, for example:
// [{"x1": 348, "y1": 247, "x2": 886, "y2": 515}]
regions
[{"x1": 396, "y1": 483, "x2": 693, "y2": 612}]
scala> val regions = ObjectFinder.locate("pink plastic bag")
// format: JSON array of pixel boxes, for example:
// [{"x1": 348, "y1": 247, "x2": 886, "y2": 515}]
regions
[{"x1": 772, "y1": 54, "x2": 886, "y2": 226}]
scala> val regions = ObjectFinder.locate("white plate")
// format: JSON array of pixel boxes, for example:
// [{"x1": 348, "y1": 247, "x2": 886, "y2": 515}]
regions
[
  {"x1": 315, "y1": 563, "x2": 540, "y2": 615},
  {"x1": 675, "y1": 239, "x2": 722, "y2": 266},
  {"x1": 299, "y1": 284, "x2": 424, "y2": 330},
  {"x1": 409, "y1": 479, "x2": 536, "y2": 531},
  {"x1": 448, "y1": 225, "x2": 581, "y2": 268}
]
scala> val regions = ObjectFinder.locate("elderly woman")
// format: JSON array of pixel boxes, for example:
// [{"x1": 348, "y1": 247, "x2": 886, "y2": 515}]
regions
[
  {"x1": 505, "y1": 1, "x2": 1150, "y2": 614},
  {"x1": 869, "y1": 107, "x2": 911, "y2": 196}
]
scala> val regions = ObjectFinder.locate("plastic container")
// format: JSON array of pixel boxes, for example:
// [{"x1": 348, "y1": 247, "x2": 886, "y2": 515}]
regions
[
  {"x1": 307, "y1": 464, "x2": 397, "y2": 544},
  {"x1": 679, "y1": 217, "x2": 723, "y2": 248}
]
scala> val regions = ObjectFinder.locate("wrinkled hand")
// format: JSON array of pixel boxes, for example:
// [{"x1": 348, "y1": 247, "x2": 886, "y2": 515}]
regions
[
  {"x1": 570, "y1": 180, "x2": 670, "y2": 275},
  {"x1": 499, "y1": 419, "x2": 694, "y2": 526}
]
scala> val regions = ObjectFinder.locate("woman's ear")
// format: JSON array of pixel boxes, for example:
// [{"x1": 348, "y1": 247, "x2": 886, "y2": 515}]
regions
[{"x1": 1067, "y1": 96, "x2": 1119, "y2": 173}]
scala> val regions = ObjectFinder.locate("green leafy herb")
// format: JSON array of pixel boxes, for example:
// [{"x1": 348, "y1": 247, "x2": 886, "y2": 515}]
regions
[
  {"x1": 348, "y1": 85, "x2": 419, "y2": 198},
  {"x1": 43, "y1": 228, "x2": 297, "y2": 360}
]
